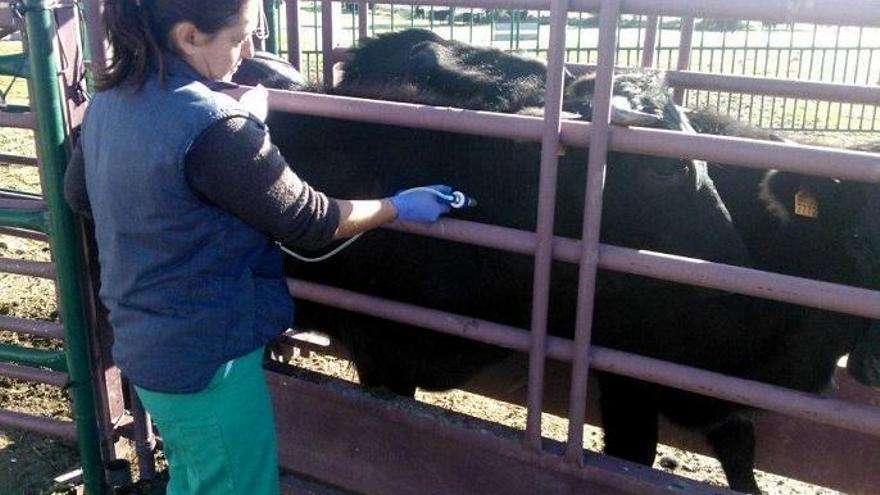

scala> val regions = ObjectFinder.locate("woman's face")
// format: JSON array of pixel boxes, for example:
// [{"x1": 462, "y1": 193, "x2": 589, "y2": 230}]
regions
[{"x1": 184, "y1": 0, "x2": 259, "y2": 81}]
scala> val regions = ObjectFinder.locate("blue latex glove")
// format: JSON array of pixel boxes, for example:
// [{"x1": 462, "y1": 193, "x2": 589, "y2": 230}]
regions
[{"x1": 391, "y1": 185, "x2": 454, "y2": 223}]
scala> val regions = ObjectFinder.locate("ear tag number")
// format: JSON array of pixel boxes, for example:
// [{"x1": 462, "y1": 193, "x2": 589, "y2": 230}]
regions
[{"x1": 794, "y1": 187, "x2": 819, "y2": 218}]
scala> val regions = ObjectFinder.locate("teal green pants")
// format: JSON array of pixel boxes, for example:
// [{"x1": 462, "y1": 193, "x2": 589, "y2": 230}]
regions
[{"x1": 135, "y1": 347, "x2": 279, "y2": 495}]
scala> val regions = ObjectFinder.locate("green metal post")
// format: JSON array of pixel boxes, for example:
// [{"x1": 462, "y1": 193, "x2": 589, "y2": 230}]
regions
[
  {"x1": 263, "y1": 0, "x2": 281, "y2": 55},
  {"x1": 21, "y1": 0, "x2": 107, "y2": 493}
]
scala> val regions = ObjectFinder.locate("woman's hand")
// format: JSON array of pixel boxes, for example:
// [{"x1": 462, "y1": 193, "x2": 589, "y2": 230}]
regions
[{"x1": 391, "y1": 185, "x2": 454, "y2": 223}]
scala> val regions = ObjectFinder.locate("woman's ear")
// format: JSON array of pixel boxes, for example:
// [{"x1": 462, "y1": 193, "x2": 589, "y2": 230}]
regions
[{"x1": 169, "y1": 21, "x2": 206, "y2": 56}]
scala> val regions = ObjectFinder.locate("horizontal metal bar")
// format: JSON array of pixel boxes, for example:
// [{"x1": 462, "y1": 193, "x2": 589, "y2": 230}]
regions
[
  {"x1": 0, "y1": 314, "x2": 64, "y2": 339},
  {"x1": 0, "y1": 152, "x2": 38, "y2": 166},
  {"x1": 665, "y1": 71, "x2": 880, "y2": 106},
  {"x1": 317, "y1": 0, "x2": 880, "y2": 26},
  {"x1": 0, "y1": 205, "x2": 47, "y2": 232},
  {"x1": 0, "y1": 226, "x2": 49, "y2": 241},
  {"x1": 0, "y1": 343, "x2": 67, "y2": 371},
  {"x1": 0, "y1": 408, "x2": 77, "y2": 442},
  {"x1": 390, "y1": 219, "x2": 880, "y2": 320},
  {"x1": 252, "y1": 88, "x2": 880, "y2": 183},
  {"x1": 287, "y1": 279, "x2": 880, "y2": 438},
  {"x1": 566, "y1": 65, "x2": 880, "y2": 107},
  {"x1": 0, "y1": 189, "x2": 43, "y2": 201},
  {"x1": 604, "y1": 126, "x2": 880, "y2": 183},
  {"x1": 0, "y1": 256, "x2": 55, "y2": 278},
  {"x1": 268, "y1": 368, "x2": 737, "y2": 495},
  {"x1": 0, "y1": 362, "x2": 69, "y2": 387},
  {"x1": 0, "y1": 111, "x2": 35, "y2": 129}
]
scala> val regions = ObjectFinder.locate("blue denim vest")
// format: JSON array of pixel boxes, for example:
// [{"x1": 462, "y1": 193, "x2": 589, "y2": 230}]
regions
[{"x1": 81, "y1": 56, "x2": 294, "y2": 393}]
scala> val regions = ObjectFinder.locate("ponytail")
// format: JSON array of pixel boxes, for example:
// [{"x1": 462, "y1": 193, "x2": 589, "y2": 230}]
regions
[{"x1": 97, "y1": 0, "x2": 165, "y2": 90}]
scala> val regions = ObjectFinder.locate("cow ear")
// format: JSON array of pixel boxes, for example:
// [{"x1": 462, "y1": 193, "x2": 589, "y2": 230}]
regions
[{"x1": 760, "y1": 170, "x2": 846, "y2": 224}]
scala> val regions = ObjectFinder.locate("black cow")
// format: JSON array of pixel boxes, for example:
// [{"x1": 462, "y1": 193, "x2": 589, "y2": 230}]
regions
[
  {"x1": 228, "y1": 32, "x2": 880, "y2": 493},
  {"x1": 593, "y1": 109, "x2": 880, "y2": 493},
  {"x1": 233, "y1": 47, "x2": 751, "y2": 394}
]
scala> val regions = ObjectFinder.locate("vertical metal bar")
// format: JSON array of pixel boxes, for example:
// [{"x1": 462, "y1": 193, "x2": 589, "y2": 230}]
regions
[
  {"x1": 22, "y1": 0, "x2": 106, "y2": 492},
  {"x1": 857, "y1": 28, "x2": 869, "y2": 130},
  {"x1": 285, "y1": 0, "x2": 302, "y2": 69},
  {"x1": 672, "y1": 16, "x2": 694, "y2": 104},
  {"x1": 757, "y1": 22, "x2": 773, "y2": 127},
  {"x1": 82, "y1": 0, "x2": 107, "y2": 78},
  {"x1": 358, "y1": 1, "x2": 367, "y2": 39},
  {"x1": 736, "y1": 20, "x2": 750, "y2": 121},
  {"x1": 576, "y1": 12, "x2": 583, "y2": 62},
  {"x1": 523, "y1": 0, "x2": 569, "y2": 452},
  {"x1": 320, "y1": 0, "x2": 334, "y2": 89},
  {"x1": 825, "y1": 25, "x2": 842, "y2": 128},
  {"x1": 389, "y1": 2, "x2": 395, "y2": 32},
  {"x1": 723, "y1": 28, "x2": 734, "y2": 116},
  {"x1": 130, "y1": 383, "x2": 156, "y2": 480},
  {"x1": 780, "y1": 23, "x2": 796, "y2": 129},
  {"x1": 448, "y1": 5, "x2": 453, "y2": 40},
  {"x1": 694, "y1": 20, "x2": 706, "y2": 108},
  {"x1": 564, "y1": 0, "x2": 618, "y2": 465},
  {"x1": 807, "y1": 24, "x2": 820, "y2": 129},
  {"x1": 312, "y1": 0, "x2": 320, "y2": 80},
  {"x1": 860, "y1": 47, "x2": 874, "y2": 130},
  {"x1": 263, "y1": 0, "x2": 281, "y2": 54}
]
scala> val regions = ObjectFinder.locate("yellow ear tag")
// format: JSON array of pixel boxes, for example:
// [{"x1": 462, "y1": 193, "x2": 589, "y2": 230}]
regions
[{"x1": 794, "y1": 187, "x2": 819, "y2": 218}]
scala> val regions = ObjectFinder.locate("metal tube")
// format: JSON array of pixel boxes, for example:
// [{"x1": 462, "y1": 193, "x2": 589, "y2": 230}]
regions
[
  {"x1": 302, "y1": 0, "x2": 880, "y2": 27},
  {"x1": 0, "y1": 362, "x2": 69, "y2": 387},
  {"x1": 321, "y1": 0, "x2": 334, "y2": 88},
  {"x1": 672, "y1": 16, "x2": 694, "y2": 104},
  {"x1": 358, "y1": 1, "x2": 368, "y2": 39},
  {"x1": 664, "y1": 70, "x2": 880, "y2": 106},
  {"x1": 640, "y1": 14, "x2": 657, "y2": 68},
  {"x1": 0, "y1": 343, "x2": 68, "y2": 371},
  {"x1": 564, "y1": 0, "x2": 618, "y2": 465},
  {"x1": 0, "y1": 314, "x2": 64, "y2": 340},
  {"x1": 264, "y1": 0, "x2": 281, "y2": 54},
  {"x1": 524, "y1": 0, "x2": 570, "y2": 451},
  {"x1": 286, "y1": 279, "x2": 880, "y2": 438},
  {"x1": 0, "y1": 409, "x2": 77, "y2": 442},
  {"x1": 388, "y1": 218, "x2": 880, "y2": 319},
  {"x1": 0, "y1": 205, "x2": 47, "y2": 232},
  {"x1": 130, "y1": 383, "x2": 157, "y2": 480},
  {"x1": 0, "y1": 153, "x2": 39, "y2": 166},
  {"x1": 0, "y1": 257, "x2": 55, "y2": 278},
  {"x1": 23, "y1": 1, "x2": 107, "y2": 492},
  {"x1": 0, "y1": 111, "x2": 35, "y2": 129},
  {"x1": 605, "y1": 126, "x2": 880, "y2": 183},
  {"x1": 82, "y1": 0, "x2": 107, "y2": 76},
  {"x1": 284, "y1": 0, "x2": 302, "y2": 69},
  {"x1": 0, "y1": 226, "x2": 49, "y2": 241}
]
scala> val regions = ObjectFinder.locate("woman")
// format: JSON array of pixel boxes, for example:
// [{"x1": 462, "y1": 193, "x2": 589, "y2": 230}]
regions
[{"x1": 64, "y1": 0, "x2": 453, "y2": 493}]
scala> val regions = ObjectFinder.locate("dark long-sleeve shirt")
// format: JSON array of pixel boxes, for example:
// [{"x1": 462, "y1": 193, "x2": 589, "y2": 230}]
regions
[{"x1": 65, "y1": 116, "x2": 340, "y2": 250}]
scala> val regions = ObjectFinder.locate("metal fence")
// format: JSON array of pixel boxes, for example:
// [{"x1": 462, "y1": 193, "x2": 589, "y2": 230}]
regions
[{"x1": 277, "y1": 2, "x2": 880, "y2": 132}]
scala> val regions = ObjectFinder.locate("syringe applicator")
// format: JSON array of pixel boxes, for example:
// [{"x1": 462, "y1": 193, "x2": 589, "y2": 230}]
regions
[{"x1": 449, "y1": 190, "x2": 478, "y2": 209}]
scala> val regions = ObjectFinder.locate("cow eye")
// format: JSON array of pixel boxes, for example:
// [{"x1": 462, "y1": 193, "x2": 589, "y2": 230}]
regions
[{"x1": 649, "y1": 160, "x2": 689, "y2": 183}]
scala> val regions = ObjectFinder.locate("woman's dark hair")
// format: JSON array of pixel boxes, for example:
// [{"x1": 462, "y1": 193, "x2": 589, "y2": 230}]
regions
[{"x1": 97, "y1": 0, "x2": 249, "y2": 90}]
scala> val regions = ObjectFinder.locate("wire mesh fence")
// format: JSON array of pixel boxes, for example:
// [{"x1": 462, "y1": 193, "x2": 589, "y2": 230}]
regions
[{"x1": 280, "y1": 2, "x2": 880, "y2": 132}]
